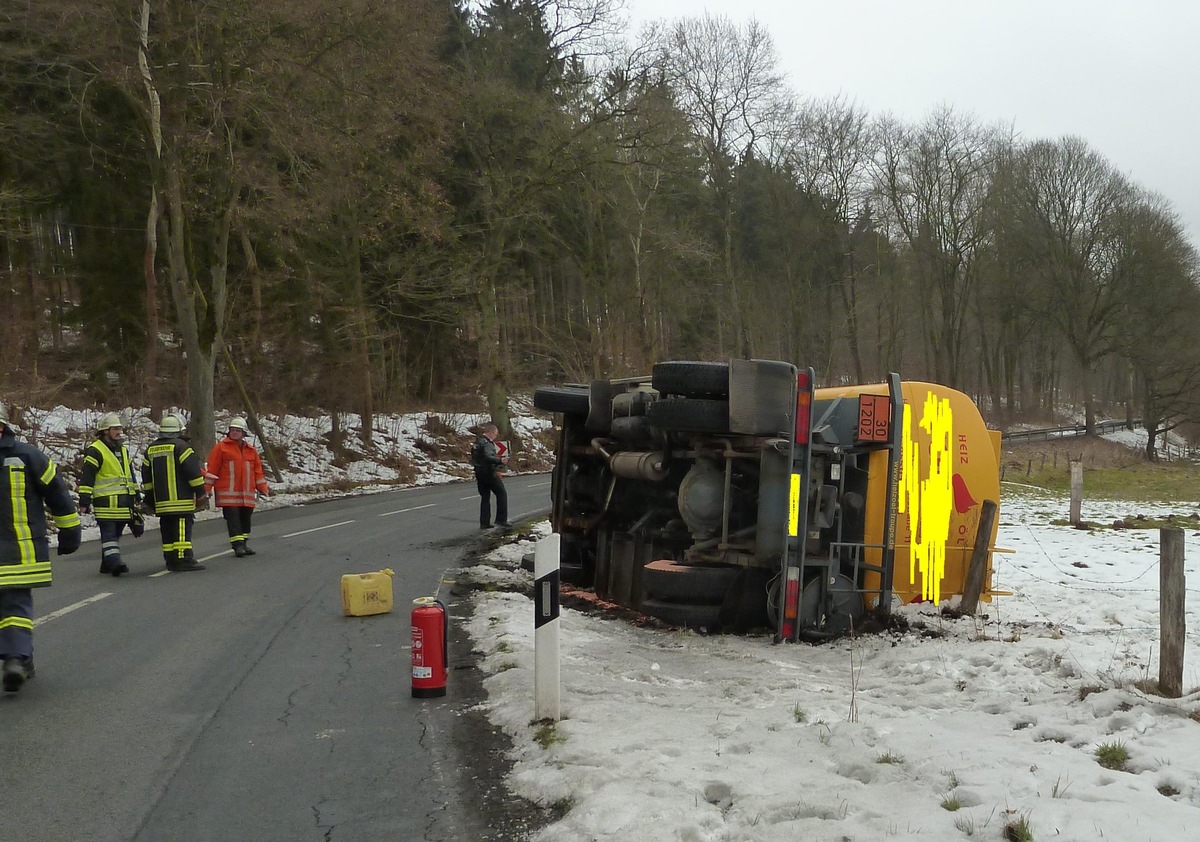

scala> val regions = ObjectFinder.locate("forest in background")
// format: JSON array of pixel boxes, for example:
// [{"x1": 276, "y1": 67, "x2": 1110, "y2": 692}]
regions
[{"x1": 2, "y1": 0, "x2": 1199, "y2": 457}]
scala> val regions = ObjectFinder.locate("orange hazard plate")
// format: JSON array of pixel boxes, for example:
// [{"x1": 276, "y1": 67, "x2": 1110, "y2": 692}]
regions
[{"x1": 857, "y1": 395, "x2": 891, "y2": 442}]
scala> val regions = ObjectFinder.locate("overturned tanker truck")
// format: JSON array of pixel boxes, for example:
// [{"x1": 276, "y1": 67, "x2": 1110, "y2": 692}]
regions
[{"x1": 532, "y1": 359, "x2": 1003, "y2": 641}]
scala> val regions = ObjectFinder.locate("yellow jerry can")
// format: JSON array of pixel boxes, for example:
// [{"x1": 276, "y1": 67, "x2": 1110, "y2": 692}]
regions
[{"x1": 341, "y1": 568, "x2": 396, "y2": 617}]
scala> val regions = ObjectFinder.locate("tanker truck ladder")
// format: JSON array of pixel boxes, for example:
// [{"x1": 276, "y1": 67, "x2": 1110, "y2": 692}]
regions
[{"x1": 776, "y1": 372, "x2": 902, "y2": 643}]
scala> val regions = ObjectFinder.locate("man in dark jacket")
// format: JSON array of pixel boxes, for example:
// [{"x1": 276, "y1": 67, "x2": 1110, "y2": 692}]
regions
[
  {"x1": 77, "y1": 411, "x2": 141, "y2": 576},
  {"x1": 471, "y1": 422, "x2": 510, "y2": 529},
  {"x1": 141, "y1": 414, "x2": 208, "y2": 572},
  {"x1": 0, "y1": 403, "x2": 82, "y2": 693}
]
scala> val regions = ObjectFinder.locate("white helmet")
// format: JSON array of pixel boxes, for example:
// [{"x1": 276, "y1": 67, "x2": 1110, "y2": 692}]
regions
[
  {"x1": 0, "y1": 403, "x2": 8, "y2": 427},
  {"x1": 227, "y1": 416, "x2": 249, "y2": 433},
  {"x1": 98, "y1": 412, "x2": 123, "y2": 431},
  {"x1": 158, "y1": 414, "x2": 184, "y2": 435}
]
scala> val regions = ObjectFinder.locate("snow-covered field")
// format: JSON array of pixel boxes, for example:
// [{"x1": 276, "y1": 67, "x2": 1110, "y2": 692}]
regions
[
  {"x1": 10, "y1": 403, "x2": 1200, "y2": 839},
  {"x1": 465, "y1": 489, "x2": 1200, "y2": 842}
]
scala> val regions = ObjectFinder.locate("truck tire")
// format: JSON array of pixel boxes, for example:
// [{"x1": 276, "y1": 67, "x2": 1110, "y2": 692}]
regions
[
  {"x1": 652, "y1": 361, "x2": 729, "y2": 398},
  {"x1": 533, "y1": 386, "x2": 590, "y2": 416},
  {"x1": 642, "y1": 559, "x2": 739, "y2": 603},
  {"x1": 639, "y1": 598, "x2": 722, "y2": 630},
  {"x1": 718, "y1": 567, "x2": 773, "y2": 633},
  {"x1": 645, "y1": 397, "x2": 729, "y2": 433}
]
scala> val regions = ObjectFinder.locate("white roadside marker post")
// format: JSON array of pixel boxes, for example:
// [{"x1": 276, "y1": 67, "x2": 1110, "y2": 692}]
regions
[{"x1": 534, "y1": 533, "x2": 561, "y2": 721}]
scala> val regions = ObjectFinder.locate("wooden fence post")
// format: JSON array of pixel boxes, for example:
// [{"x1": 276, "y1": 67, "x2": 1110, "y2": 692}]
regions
[
  {"x1": 1159, "y1": 527, "x2": 1185, "y2": 698},
  {"x1": 960, "y1": 499, "x2": 998, "y2": 616}
]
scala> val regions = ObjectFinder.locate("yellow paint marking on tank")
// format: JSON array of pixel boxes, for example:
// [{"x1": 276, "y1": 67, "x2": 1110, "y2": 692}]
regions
[{"x1": 899, "y1": 391, "x2": 955, "y2": 604}]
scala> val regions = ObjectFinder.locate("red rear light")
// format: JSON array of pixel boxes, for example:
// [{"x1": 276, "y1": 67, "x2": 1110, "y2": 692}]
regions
[
  {"x1": 794, "y1": 371, "x2": 811, "y2": 444},
  {"x1": 781, "y1": 568, "x2": 801, "y2": 639}
]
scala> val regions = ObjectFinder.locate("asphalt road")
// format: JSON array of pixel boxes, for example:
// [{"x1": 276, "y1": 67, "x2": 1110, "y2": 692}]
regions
[{"x1": 1, "y1": 474, "x2": 551, "y2": 842}]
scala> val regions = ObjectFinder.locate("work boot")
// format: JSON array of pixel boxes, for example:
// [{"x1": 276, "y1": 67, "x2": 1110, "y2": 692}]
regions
[
  {"x1": 167, "y1": 558, "x2": 206, "y2": 572},
  {"x1": 3, "y1": 657, "x2": 33, "y2": 692},
  {"x1": 242, "y1": 541, "x2": 256, "y2": 556},
  {"x1": 233, "y1": 543, "x2": 247, "y2": 558},
  {"x1": 112, "y1": 562, "x2": 129, "y2": 577}
]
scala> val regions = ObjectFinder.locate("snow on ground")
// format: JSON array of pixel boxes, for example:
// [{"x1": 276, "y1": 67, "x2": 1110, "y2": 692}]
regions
[
  {"x1": 12, "y1": 403, "x2": 1200, "y2": 838},
  {"x1": 11, "y1": 401, "x2": 555, "y2": 545},
  {"x1": 465, "y1": 490, "x2": 1200, "y2": 842}
]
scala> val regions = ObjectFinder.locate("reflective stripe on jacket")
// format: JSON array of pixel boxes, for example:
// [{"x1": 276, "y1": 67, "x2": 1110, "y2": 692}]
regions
[
  {"x1": 141, "y1": 436, "x2": 206, "y2": 515},
  {"x1": 78, "y1": 439, "x2": 137, "y2": 520},
  {"x1": 204, "y1": 437, "x2": 268, "y2": 508},
  {"x1": 1, "y1": 430, "x2": 81, "y2": 588}
]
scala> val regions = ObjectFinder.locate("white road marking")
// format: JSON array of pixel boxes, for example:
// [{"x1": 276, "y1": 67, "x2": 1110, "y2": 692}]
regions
[
  {"x1": 458, "y1": 495, "x2": 475, "y2": 500},
  {"x1": 283, "y1": 520, "x2": 356, "y2": 538},
  {"x1": 378, "y1": 503, "x2": 435, "y2": 517},
  {"x1": 528, "y1": 481, "x2": 550, "y2": 488},
  {"x1": 39, "y1": 592, "x2": 113, "y2": 625},
  {"x1": 149, "y1": 570, "x2": 171, "y2": 578}
]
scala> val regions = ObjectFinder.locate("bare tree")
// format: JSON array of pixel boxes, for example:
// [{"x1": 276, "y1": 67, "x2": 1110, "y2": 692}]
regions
[
  {"x1": 874, "y1": 107, "x2": 1011, "y2": 387},
  {"x1": 787, "y1": 96, "x2": 878, "y2": 381},
  {"x1": 654, "y1": 13, "x2": 785, "y2": 359},
  {"x1": 1005, "y1": 136, "x2": 1135, "y2": 432},
  {"x1": 1114, "y1": 194, "x2": 1200, "y2": 457}
]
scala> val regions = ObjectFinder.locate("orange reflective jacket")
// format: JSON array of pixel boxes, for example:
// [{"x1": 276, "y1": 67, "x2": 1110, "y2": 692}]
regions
[{"x1": 204, "y1": 437, "x2": 269, "y2": 508}]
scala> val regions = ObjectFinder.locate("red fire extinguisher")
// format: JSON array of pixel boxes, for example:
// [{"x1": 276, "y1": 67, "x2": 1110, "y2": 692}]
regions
[{"x1": 411, "y1": 596, "x2": 448, "y2": 698}]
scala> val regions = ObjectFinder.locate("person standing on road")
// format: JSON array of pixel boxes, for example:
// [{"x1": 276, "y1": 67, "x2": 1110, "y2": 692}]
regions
[
  {"x1": 204, "y1": 416, "x2": 271, "y2": 557},
  {"x1": 0, "y1": 403, "x2": 82, "y2": 693},
  {"x1": 141, "y1": 414, "x2": 208, "y2": 572},
  {"x1": 471, "y1": 422, "x2": 509, "y2": 529},
  {"x1": 77, "y1": 412, "x2": 143, "y2": 577}
]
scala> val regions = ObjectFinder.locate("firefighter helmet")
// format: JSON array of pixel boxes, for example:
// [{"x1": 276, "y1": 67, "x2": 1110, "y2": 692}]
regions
[
  {"x1": 97, "y1": 412, "x2": 123, "y2": 431},
  {"x1": 158, "y1": 414, "x2": 184, "y2": 435},
  {"x1": 227, "y1": 416, "x2": 249, "y2": 434}
]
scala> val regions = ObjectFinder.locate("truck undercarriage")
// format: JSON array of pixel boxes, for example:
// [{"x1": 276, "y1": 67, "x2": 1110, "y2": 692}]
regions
[{"x1": 533, "y1": 359, "x2": 1000, "y2": 640}]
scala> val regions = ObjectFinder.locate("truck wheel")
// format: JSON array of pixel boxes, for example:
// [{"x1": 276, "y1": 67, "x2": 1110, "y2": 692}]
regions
[
  {"x1": 652, "y1": 361, "x2": 729, "y2": 398},
  {"x1": 533, "y1": 386, "x2": 590, "y2": 416},
  {"x1": 718, "y1": 568, "x2": 772, "y2": 633},
  {"x1": 639, "y1": 598, "x2": 722, "y2": 630},
  {"x1": 645, "y1": 397, "x2": 729, "y2": 433},
  {"x1": 642, "y1": 559, "x2": 739, "y2": 603}
]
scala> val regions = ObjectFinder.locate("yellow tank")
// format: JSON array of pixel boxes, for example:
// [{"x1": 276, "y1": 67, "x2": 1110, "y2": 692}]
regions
[
  {"x1": 341, "y1": 568, "x2": 396, "y2": 617},
  {"x1": 817, "y1": 381, "x2": 1002, "y2": 606}
]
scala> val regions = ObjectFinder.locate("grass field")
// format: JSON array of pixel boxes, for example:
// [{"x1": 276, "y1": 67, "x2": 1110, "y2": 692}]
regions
[{"x1": 1002, "y1": 436, "x2": 1200, "y2": 502}]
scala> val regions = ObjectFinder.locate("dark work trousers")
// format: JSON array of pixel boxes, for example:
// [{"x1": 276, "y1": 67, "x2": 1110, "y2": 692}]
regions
[
  {"x1": 475, "y1": 470, "x2": 508, "y2": 527},
  {"x1": 99, "y1": 519, "x2": 127, "y2": 568},
  {"x1": 159, "y1": 513, "x2": 196, "y2": 565},
  {"x1": 0, "y1": 588, "x2": 35, "y2": 659},
  {"x1": 222, "y1": 506, "x2": 253, "y2": 547}
]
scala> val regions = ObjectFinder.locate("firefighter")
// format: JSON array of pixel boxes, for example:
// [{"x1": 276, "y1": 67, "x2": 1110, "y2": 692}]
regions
[
  {"x1": 141, "y1": 414, "x2": 208, "y2": 572},
  {"x1": 77, "y1": 412, "x2": 143, "y2": 577},
  {"x1": 204, "y1": 416, "x2": 271, "y2": 557},
  {"x1": 1, "y1": 403, "x2": 82, "y2": 692}
]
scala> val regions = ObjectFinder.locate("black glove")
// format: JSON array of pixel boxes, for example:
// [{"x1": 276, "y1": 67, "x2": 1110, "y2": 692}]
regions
[
  {"x1": 57, "y1": 524, "x2": 82, "y2": 556},
  {"x1": 130, "y1": 512, "x2": 145, "y2": 538},
  {"x1": 78, "y1": 495, "x2": 92, "y2": 515},
  {"x1": 196, "y1": 495, "x2": 210, "y2": 512}
]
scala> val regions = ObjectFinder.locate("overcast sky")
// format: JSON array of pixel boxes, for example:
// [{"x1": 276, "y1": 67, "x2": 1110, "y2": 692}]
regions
[{"x1": 622, "y1": 0, "x2": 1200, "y2": 250}]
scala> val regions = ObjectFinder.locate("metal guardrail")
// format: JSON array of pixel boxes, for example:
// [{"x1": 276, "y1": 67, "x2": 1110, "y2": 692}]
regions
[{"x1": 1001, "y1": 419, "x2": 1135, "y2": 444}]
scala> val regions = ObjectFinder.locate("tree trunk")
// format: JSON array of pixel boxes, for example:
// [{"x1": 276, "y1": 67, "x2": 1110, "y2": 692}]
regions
[
  {"x1": 335, "y1": 194, "x2": 374, "y2": 447},
  {"x1": 139, "y1": 0, "x2": 162, "y2": 413}
]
